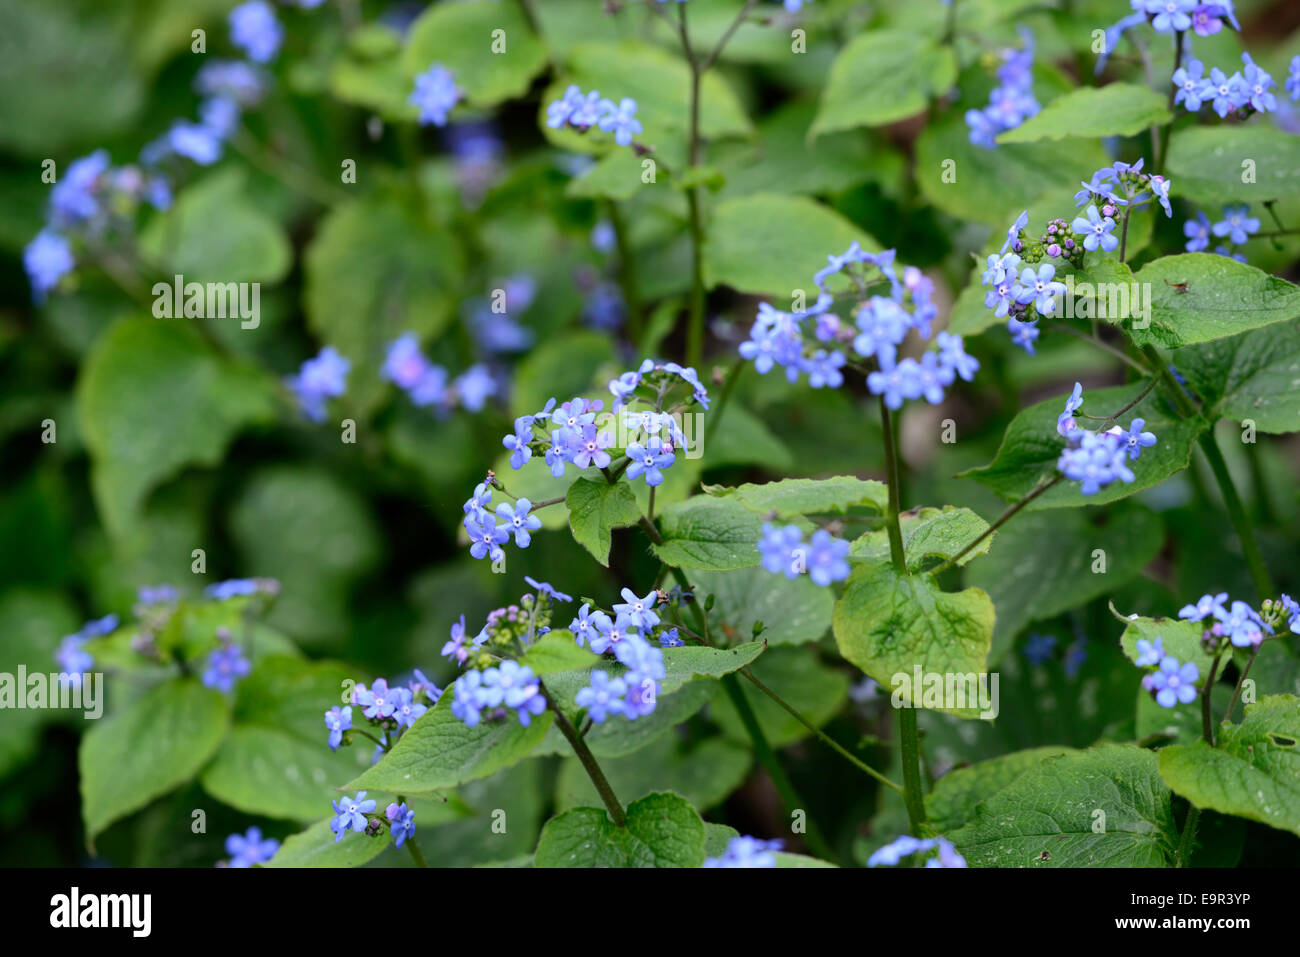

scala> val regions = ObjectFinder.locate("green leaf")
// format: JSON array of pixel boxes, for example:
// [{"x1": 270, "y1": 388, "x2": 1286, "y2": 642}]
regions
[
  {"x1": 832, "y1": 563, "x2": 993, "y2": 718},
  {"x1": 851, "y1": 505, "x2": 991, "y2": 571},
  {"x1": 0, "y1": 590, "x2": 78, "y2": 778},
  {"x1": 961, "y1": 380, "x2": 1207, "y2": 508},
  {"x1": 200, "y1": 726, "x2": 355, "y2": 821},
  {"x1": 1117, "y1": 615, "x2": 1210, "y2": 670},
  {"x1": 926, "y1": 747, "x2": 1076, "y2": 832},
  {"x1": 402, "y1": 0, "x2": 548, "y2": 108},
  {"x1": 1174, "y1": 321, "x2": 1300, "y2": 433},
  {"x1": 0, "y1": 0, "x2": 144, "y2": 158},
  {"x1": 915, "y1": 110, "x2": 1109, "y2": 226},
  {"x1": 966, "y1": 503, "x2": 1164, "y2": 663},
  {"x1": 714, "y1": 645, "x2": 850, "y2": 748},
  {"x1": 702, "y1": 193, "x2": 879, "y2": 300},
  {"x1": 534, "y1": 791, "x2": 706, "y2": 867},
  {"x1": 233, "y1": 656, "x2": 358, "y2": 746},
  {"x1": 1158, "y1": 695, "x2": 1300, "y2": 838},
  {"x1": 564, "y1": 149, "x2": 646, "y2": 202},
  {"x1": 565, "y1": 477, "x2": 642, "y2": 566},
  {"x1": 691, "y1": 566, "x2": 832, "y2": 646},
  {"x1": 1123, "y1": 254, "x2": 1300, "y2": 349},
  {"x1": 652, "y1": 495, "x2": 767, "y2": 571},
  {"x1": 704, "y1": 475, "x2": 888, "y2": 520},
  {"x1": 555, "y1": 735, "x2": 750, "y2": 812},
  {"x1": 998, "y1": 84, "x2": 1170, "y2": 144},
  {"x1": 948, "y1": 745, "x2": 1178, "y2": 866},
  {"x1": 658, "y1": 642, "x2": 766, "y2": 694},
  {"x1": 509, "y1": 329, "x2": 614, "y2": 419},
  {"x1": 139, "y1": 168, "x2": 291, "y2": 283},
  {"x1": 79, "y1": 678, "x2": 229, "y2": 843},
  {"x1": 344, "y1": 691, "x2": 553, "y2": 795},
  {"x1": 303, "y1": 196, "x2": 462, "y2": 412},
  {"x1": 809, "y1": 30, "x2": 956, "y2": 137},
  {"x1": 518, "y1": 630, "x2": 599, "y2": 676},
  {"x1": 1166, "y1": 126, "x2": 1300, "y2": 205},
  {"x1": 262, "y1": 817, "x2": 391, "y2": 868},
  {"x1": 77, "y1": 319, "x2": 276, "y2": 537}
]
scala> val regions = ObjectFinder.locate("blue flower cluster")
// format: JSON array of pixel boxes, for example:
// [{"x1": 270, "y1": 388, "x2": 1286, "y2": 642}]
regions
[
  {"x1": 868, "y1": 834, "x2": 967, "y2": 868},
  {"x1": 22, "y1": 4, "x2": 291, "y2": 302},
  {"x1": 570, "y1": 594, "x2": 669, "y2": 724},
  {"x1": 547, "y1": 87, "x2": 643, "y2": 147},
  {"x1": 382, "y1": 333, "x2": 501, "y2": 413},
  {"x1": 1133, "y1": 637, "x2": 1201, "y2": 708},
  {"x1": 739, "y1": 243, "x2": 979, "y2": 410},
  {"x1": 703, "y1": 836, "x2": 783, "y2": 868},
  {"x1": 758, "y1": 524, "x2": 851, "y2": 586},
  {"x1": 1172, "y1": 53, "x2": 1278, "y2": 117},
  {"x1": 202, "y1": 635, "x2": 251, "y2": 694},
  {"x1": 1055, "y1": 383, "x2": 1157, "y2": 496},
  {"x1": 330, "y1": 791, "x2": 377, "y2": 842},
  {"x1": 990, "y1": 161, "x2": 1172, "y2": 353},
  {"x1": 205, "y1": 576, "x2": 279, "y2": 600},
  {"x1": 965, "y1": 29, "x2": 1039, "y2": 149},
  {"x1": 451, "y1": 661, "x2": 547, "y2": 728},
  {"x1": 54, "y1": 614, "x2": 119, "y2": 686},
  {"x1": 1177, "y1": 591, "x2": 1294, "y2": 647},
  {"x1": 333, "y1": 672, "x2": 442, "y2": 752},
  {"x1": 1099, "y1": 0, "x2": 1241, "y2": 73},
  {"x1": 286, "y1": 346, "x2": 351, "y2": 422},
  {"x1": 222, "y1": 826, "x2": 279, "y2": 867},
  {"x1": 1182, "y1": 204, "x2": 1258, "y2": 261},
  {"x1": 409, "y1": 64, "x2": 463, "y2": 127}
]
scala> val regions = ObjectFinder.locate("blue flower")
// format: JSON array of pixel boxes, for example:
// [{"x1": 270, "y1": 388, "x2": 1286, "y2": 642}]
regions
[
  {"x1": 1070, "y1": 205, "x2": 1118, "y2": 253},
  {"x1": 1207, "y1": 68, "x2": 1246, "y2": 118},
  {"x1": 1134, "y1": 636, "x2": 1164, "y2": 667},
  {"x1": 935, "y1": 332, "x2": 979, "y2": 382},
  {"x1": 1240, "y1": 53, "x2": 1277, "y2": 113},
  {"x1": 575, "y1": 670, "x2": 627, "y2": 722},
  {"x1": 55, "y1": 635, "x2": 94, "y2": 678},
  {"x1": 1057, "y1": 382, "x2": 1084, "y2": 437},
  {"x1": 202, "y1": 644, "x2": 251, "y2": 694},
  {"x1": 502, "y1": 415, "x2": 535, "y2": 469},
  {"x1": 1064, "y1": 638, "x2": 1088, "y2": 678},
  {"x1": 466, "y1": 515, "x2": 508, "y2": 561},
  {"x1": 1147, "y1": 656, "x2": 1199, "y2": 708},
  {"x1": 658, "y1": 627, "x2": 684, "y2": 648},
  {"x1": 1007, "y1": 317, "x2": 1039, "y2": 354},
  {"x1": 382, "y1": 333, "x2": 433, "y2": 390},
  {"x1": 597, "y1": 97, "x2": 642, "y2": 146},
  {"x1": 805, "y1": 530, "x2": 851, "y2": 587},
  {"x1": 325, "y1": 705, "x2": 352, "y2": 750},
  {"x1": 196, "y1": 60, "x2": 265, "y2": 106},
  {"x1": 495, "y1": 498, "x2": 542, "y2": 548},
  {"x1": 1288, "y1": 55, "x2": 1300, "y2": 102},
  {"x1": 925, "y1": 838, "x2": 968, "y2": 868},
  {"x1": 1057, "y1": 431, "x2": 1133, "y2": 495},
  {"x1": 286, "y1": 347, "x2": 350, "y2": 423},
  {"x1": 758, "y1": 523, "x2": 804, "y2": 578},
  {"x1": 386, "y1": 803, "x2": 416, "y2": 848},
  {"x1": 137, "y1": 584, "x2": 180, "y2": 605},
  {"x1": 867, "y1": 356, "x2": 924, "y2": 410},
  {"x1": 206, "y1": 578, "x2": 261, "y2": 600},
  {"x1": 392, "y1": 687, "x2": 427, "y2": 728},
  {"x1": 1002, "y1": 209, "x2": 1029, "y2": 253},
  {"x1": 868, "y1": 835, "x2": 934, "y2": 867},
  {"x1": 1183, "y1": 211, "x2": 1212, "y2": 252},
  {"x1": 625, "y1": 437, "x2": 676, "y2": 486},
  {"x1": 525, "y1": 577, "x2": 573, "y2": 602},
  {"x1": 24, "y1": 231, "x2": 74, "y2": 302},
  {"x1": 589, "y1": 612, "x2": 636, "y2": 655},
  {"x1": 356, "y1": 677, "x2": 398, "y2": 719},
  {"x1": 229, "y1": 1, "x2": 282, "y2": 63},
  {"x1": 703, "y1": 835, "x2": 783, "y2": 868},
  {"x1": 613, "y1": 588, "x2": 660, "y2": 630},
  {"x1": 614, "y1": 632, "x2": 667, "y2": 682},
  {"x1": 1023, "y1": 633, "x2": 1058, "y2": 665},
  {"x1": 1119, "y1": 418, "x2": 1157, "y2": 460},
  {"x1": 167, "y1": 120, "x2": 224, "y2": 165},
  {"x1": 1216, "y1": 600, "x2": 1267, "y2": 647},
  {"x1": 225, "y1": 827, "x2": 279, "y2": 867},
  {"x1": 409, "y1": 64, "x2": 461, "y2": 126},
  {"x1": 569, "y1": 603, "x2": 612, "y2": 648},
  {"x1": 331, "y1": 792, "x2": 377, "y2": 841},
  {"x1": 546, "y1": 86, "x2": 587, "y2": 128},
  {"x1": 1015, "y1": 263, "x2": 1066, "y2": 315},
  {"x1": 1212, "y1": 204, "x2": 1259, "y2": 245},
  {"x1": 454, "y1": 364, "x2": 498, "y2": 412},
  {"x1": 1148, "y1": 175, "x2": 1173, "y2": 217},
  {"x1": 451, "y1": 671, "x2": 487, "y2": 726},
  {"x1": 49, "y1": 150, "x2": 109, "y2": 228},
  {"x1": 1173, "y1": 59, "x2": 1211, "y2": 112},
  {"x1": 1146, "y1": 0, "x2": 1195, "y2": 33}
]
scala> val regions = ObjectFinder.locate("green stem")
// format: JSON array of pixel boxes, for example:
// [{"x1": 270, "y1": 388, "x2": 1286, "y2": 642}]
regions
[
  {"x1": 607, "y1": 201, "x2": 643, "y2": 343},
  {"x1": 719, "y1": 672, "x2": 836, "y2": 861},
  {"x1": 1223, "y1": 644, "x2": 1260, "y2": 726},
  {"x1": 1175, "y1": 805, "x2": 1200, "y2": 868},
  {"x1": 931, "y1": 475, "x2": 1062, "y2": 576},
  {"x1": 1201, "y1": 649, "x2": 1224, "y2": 746},
  {"x1": 897, "y1": 707, "x2": 928, "y2": 835},
  {"x1": 702, "y1": 358, "x2": 744, "y2": 449},
  {"x1": 543, "y1": 683, "x2": 625, "y2": 827},
  {"x1": 878, "y1": 399, "x2": 907, "y2": 574},
  {"x1": 1197, "y1": 431, "x2": 1274, "y2": 603},
  {"x1": 678, "y1": 2, "x2": 707, "y2": 369}
]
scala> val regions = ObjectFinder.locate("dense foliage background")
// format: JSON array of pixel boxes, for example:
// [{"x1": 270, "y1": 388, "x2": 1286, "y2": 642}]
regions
[{"x1": 1, "y1": 0, "x2": 1298, "y2": 868}]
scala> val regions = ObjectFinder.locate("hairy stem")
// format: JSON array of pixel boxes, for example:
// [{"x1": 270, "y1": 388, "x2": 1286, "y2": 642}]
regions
[
  {"x1": 878, "y1": 400, "x2": 907, "y2": 574},
  {"x1": 898, "y1": 707, "x2": 928, "y2": 835},
  {"x1": 543, "y1": 683, "x2": 625, "y2": 827},
  {"x1": 1224, "y1": 644, "x2": 1260, "y2": 726},
  {"x1": 1201, "y1": 649, "x2": 1224, "y2": 746},
  {"x1": 1197, "y1": 432, "x2": 1274, "y2": 603},
  {"x1": 1174, "y1": 804, "x2": 1200, "y2": 868}
]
